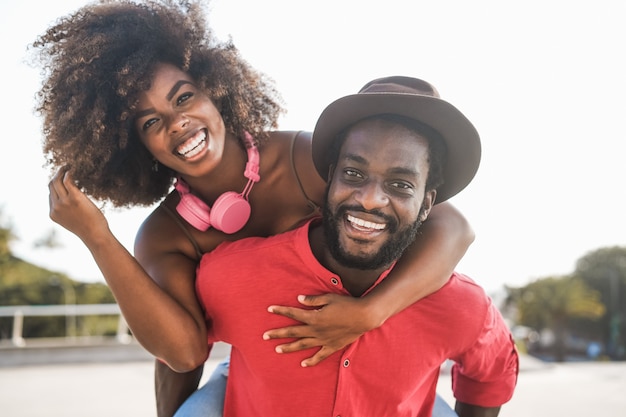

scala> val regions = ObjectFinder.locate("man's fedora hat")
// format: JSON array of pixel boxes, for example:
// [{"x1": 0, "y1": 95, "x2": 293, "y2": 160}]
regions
[{"x1": 311, "y1": 76, "x2": 481, "y2": 203}]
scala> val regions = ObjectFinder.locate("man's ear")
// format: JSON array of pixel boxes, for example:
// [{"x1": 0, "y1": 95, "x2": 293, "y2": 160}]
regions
[
  {"x1": 419, "y1": 190, "x2": 437, "y2": 222},
  {"x1": 327, "y1": 164, "x2": 336, "y2": 181}
]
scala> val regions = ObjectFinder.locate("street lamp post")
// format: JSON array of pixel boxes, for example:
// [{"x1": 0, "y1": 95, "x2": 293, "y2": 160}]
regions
[{"x1": 49, "y1": 276, "x2": 77, "y2": 340}]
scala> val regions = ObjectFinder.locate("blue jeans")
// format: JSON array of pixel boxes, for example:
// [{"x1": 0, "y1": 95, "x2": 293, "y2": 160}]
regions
[
  {"x1": 174, "y1": 356, "x2": 458, "y2": 417},
  {"x1": 173, "y1": 357, "x2": 229, "y2": 417}
]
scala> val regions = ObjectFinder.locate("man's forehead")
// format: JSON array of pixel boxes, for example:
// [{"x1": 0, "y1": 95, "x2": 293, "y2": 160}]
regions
[
  {"x1": 340, "y1": 127, "x2": 429, "y2": 175},
  {"x1": 342, "y1": 120, "x2": 429, "y2": 156}
]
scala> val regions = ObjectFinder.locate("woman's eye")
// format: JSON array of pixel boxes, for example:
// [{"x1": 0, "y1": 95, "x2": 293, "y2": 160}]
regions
[
  {"x1": 142, "y1": 118, "x2": 159, "y2": 131},
  {"x1": 177, "y1": 92, "x2": 193, "y2": 105}
]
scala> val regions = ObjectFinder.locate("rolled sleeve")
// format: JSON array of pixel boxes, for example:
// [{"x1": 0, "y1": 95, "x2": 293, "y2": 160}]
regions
[{"x1": 451, "y1": 301, "x2": 519, "y2": 407}]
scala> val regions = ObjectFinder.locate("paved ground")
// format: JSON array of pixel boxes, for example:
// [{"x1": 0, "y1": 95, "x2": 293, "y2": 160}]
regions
[{"x1": 1, "y1": 348, "x2": 624, "y2": 416}]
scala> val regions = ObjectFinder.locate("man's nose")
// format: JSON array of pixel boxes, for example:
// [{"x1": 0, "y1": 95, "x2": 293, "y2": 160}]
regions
[{"x1": 353, "y1": 181, "x2": 389, "y2": 211}]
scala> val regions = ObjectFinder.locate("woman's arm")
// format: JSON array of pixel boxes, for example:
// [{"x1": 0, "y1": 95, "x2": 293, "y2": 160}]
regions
[
  {"x1": 48, "y1": 168, "x2": 208, "y2": 372},
  {"x1": 357, "y1": 201, "x2": 474, "y2": 319},
  {"x1": 155, "y1": 362, "x2": 204, "y2": 417},
  {"x1": 263, "y1": 201, "x2": 474, "y2": 366}
]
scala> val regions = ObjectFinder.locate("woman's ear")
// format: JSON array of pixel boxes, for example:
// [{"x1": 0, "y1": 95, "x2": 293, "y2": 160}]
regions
[{"x1": 214, "y1": 97, "x2": 223, "y2": 113}]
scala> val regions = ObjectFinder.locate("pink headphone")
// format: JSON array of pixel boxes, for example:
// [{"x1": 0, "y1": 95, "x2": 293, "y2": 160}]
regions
[{"x1": 174, "y1": 132, "x2": 260, "y2": 234}]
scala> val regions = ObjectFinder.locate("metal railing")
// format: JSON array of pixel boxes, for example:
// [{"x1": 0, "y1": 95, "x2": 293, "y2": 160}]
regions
[{"x1": 0, "y1": 304, "x2": 131, "y2": 347}]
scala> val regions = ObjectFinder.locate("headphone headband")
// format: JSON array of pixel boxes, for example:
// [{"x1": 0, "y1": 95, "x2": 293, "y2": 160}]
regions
[{"x1": 175, "y1": 132, "x2": 260, "y2": 233}]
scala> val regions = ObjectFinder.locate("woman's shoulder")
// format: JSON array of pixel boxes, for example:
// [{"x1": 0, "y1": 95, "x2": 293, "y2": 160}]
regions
[
  {"x1": 265, "y1": 130, "x2": 324, "y2": 204},
  {"x1": 134, "y1": 193, "x2": 204, "y2": 261},
  {"x1": 267, "y1": 130, "x2": 312, "y2": 142},
  {"x1": 261, "y1": 130, "x2": 312, "y2": 160}
]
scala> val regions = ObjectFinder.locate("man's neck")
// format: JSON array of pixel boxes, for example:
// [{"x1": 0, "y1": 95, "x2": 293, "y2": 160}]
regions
[{"x1": 309, "y1": 224, "x2": 389, "y2": 297}]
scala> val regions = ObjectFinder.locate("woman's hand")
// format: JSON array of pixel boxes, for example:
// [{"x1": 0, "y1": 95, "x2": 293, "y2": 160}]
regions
[
  {"x1": 262, "y1": 293, "x2": 383, "y2": 367},
  {"x1": 48, "y1": 167, "x2": 110, "y2": 244}
]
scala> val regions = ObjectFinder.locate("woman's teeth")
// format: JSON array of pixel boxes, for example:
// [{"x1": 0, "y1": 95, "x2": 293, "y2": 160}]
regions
[
  {"x1": 347, "y1": 214, "x2": 385, "y2": 231},
  {"x1": 177, "y1": 131, "x2": 206, "y2": 157}
]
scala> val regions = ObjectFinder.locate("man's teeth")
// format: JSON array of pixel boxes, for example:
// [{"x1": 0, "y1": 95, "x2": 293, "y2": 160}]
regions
[
  {"x1": 177, "y1": 132, "x2": 206, "y2": 157},
  {"x1": 347, "y1": 214, "x2": 385, "y2": 230}
]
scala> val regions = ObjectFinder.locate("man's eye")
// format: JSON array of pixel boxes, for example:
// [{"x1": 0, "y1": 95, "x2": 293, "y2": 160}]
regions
[
  {"x1": 389, "y1": 182, "x2": 415, "y2": 195},
  {"x1": 392, "y1": 182, "x2": 411, "y2": 189},
  {"x1": 344, "y1": 169, "x2": 362, "y2": 178}
]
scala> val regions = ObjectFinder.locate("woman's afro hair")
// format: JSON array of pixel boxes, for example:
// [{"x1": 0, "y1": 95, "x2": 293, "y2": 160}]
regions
[{"x1": 32, "y1": 0, "x2": 284, "y2": 207}]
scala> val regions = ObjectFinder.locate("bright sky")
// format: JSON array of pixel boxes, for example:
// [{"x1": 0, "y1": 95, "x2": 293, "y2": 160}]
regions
[{"x1": 1, "y1": 0, "x2": 625, "y2": 294}]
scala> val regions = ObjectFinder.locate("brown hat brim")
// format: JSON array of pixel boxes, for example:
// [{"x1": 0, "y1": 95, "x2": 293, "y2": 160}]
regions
[{"x1": 311, "y1": 92, "x2": 481, "y2": 203}]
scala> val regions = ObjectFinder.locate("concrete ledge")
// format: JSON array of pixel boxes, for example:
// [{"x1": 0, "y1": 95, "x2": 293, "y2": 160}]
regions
[
  {"x1": 0, "y1": 340, "x2": 231, "y2": 368},
  {"x1": 0, "y1": 341, "x2": 152, "y2": 367}
]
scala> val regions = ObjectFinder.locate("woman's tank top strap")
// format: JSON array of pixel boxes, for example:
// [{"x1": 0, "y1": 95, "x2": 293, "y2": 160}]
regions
[
  {"x1": 290, "y1": 131, "x2": 321, "y2": 214},
  {"x1": 157, "y1": 132, "x2": 318, "y2": 255},
  {"x1": 159, "y1": 203, "x2": 203, "y2": 260}
]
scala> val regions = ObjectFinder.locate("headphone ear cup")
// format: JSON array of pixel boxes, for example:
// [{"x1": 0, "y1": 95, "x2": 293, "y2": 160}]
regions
[
  {"x1": 176, "y1": 193, "x2": 212, "y2": 231},
  {"x1": 211, "y1": 192, "x2": 251, "y2": 234}
]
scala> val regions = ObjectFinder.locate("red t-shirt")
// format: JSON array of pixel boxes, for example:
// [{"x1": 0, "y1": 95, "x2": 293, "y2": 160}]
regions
[{"x1": 196, "y1": 220, "x2": 518, "y2": 417}]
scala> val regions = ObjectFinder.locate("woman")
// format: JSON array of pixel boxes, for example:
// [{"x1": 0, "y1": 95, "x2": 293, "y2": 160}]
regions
[{"x1": 35, "y1": 1, "x2": 472, "y2": 416}]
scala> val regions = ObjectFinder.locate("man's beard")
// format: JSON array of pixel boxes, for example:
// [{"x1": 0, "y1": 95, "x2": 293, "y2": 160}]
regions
[{"x1": 322, "y1": 203, "x2": 423, "y2": 271}]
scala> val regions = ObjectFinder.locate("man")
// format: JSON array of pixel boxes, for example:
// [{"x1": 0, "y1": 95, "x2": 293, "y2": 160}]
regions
[{"x1": 195, "y1": 76, "x2": 518, "y2": 417}]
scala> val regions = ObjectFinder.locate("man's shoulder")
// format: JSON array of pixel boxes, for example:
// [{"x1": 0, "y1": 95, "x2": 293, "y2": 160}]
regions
[
  {"x1": 418, "y1": 273, "x2": 503, "y2": 347},
  {"x1": 202, "y1": 224, "x2": 304, "y2": 263},
  {"x1": 436, "y1": 272, "x2": 493, "y2": 310},
  {"x1": 449, "y1": 272, "x2": 486, "y2": 290},
  {"x1": 213, "y1": 233, "x2": 289, "y2": 256}
]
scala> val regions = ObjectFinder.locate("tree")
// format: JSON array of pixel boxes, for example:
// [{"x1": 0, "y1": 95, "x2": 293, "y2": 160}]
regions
[
  {"x1": 575, "y1": 246, "x2": 626, "y2": 360},
  {"x1": 0, "y1": 207, "x2": 15, "y2": 262},
  {"x1": 33, "y1": 228, "x2": 64, "y2": 250},
  {"x1": 0, "y1": 209, "x2": 116, "y2": 339},
  {"x1": 509, "y1": 275, "x2": 605, "y2": 362}
]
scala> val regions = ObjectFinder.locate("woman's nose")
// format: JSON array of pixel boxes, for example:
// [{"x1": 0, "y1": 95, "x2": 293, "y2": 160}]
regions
[{"x1": 168, "y1": 112, "x2": 189, "y2": 134}]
